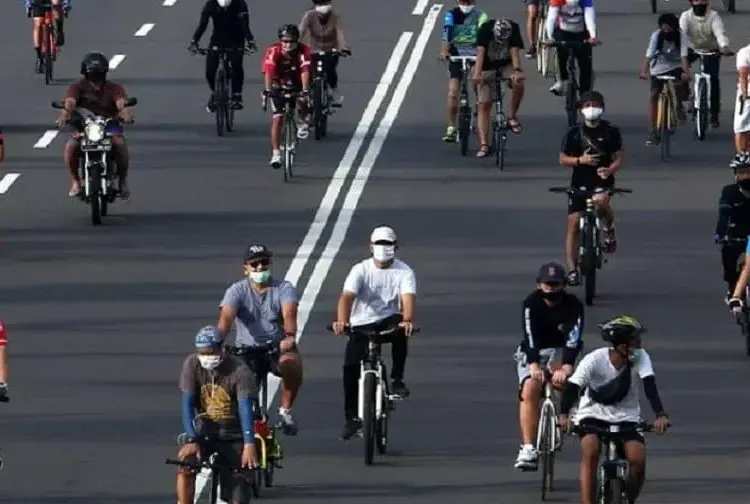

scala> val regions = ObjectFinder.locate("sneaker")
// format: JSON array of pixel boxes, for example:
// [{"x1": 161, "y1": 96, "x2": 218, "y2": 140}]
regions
[
  {"x1": 206, "y1": 94, "x2": 216, "y2": 113},
  {"x1": 567, "y1": 270, "x2": 581, "y2": 286},
  {"x1": 269, "y1": 150, "x2": 282, "y2": 169},
  {"x1": 297, "y1": 122, "x2": 309, "y2": 140},
  {"x1": 68, "y1": 181, "x2": 82, "y2": 198},
  {"x1": 645, "y1": 131, "x2": 660, "y2": 146},
  {"x1": 276, "y1": 408, "x2": 298, "y2": 436},
  {"x1": 514, "y1": 444, "x2": 539, "y2": 471},
  {"x1": 391, "y1": 380, "x2": 410, "y2": 399},
  {"x1": 230, "y1": 93, "x2": 243, "y2": 110},
  {"x1": 711, "y1": 115, "x2": 720, "y2": 129},
  {"x1": 525, "y1": 47, "x2": 537, "y2": 59},
  {"x1": 603, "y1": 227, "x2": 617, "y2": 253},
  {"x1": 339, "y1": 418, "x2": 362, "y2": 440},
  {"x1": 34, "y1": 58, "x2": 43, "y2": 74},
  {"x1": 549, "y1": 80, "x2": 567, "y2": 96},
  {"x1": 442, "y1": 126, "x2": 457, "y2": 142},
  {"x1": 329, "y1": 90, "x2": 343, "y2": 107}
]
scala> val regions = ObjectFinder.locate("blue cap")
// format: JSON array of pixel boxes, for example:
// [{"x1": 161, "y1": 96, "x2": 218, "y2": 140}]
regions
[{"x1": 195, "y1": 326, "x2": 222, "y2": 348}]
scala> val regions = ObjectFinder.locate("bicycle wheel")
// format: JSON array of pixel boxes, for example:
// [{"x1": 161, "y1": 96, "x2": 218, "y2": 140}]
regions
[
  {"x1": 607, "y1": 477, "x2": 626, "y2": 504},
  {"x1": 283, "y1": 114, "x2": 294, "y2": 183},
  {"x1": 44, "y1": 26, "x2": 54, "y2": 85},
  {"x1": 565, "y1": 79, "x2": 578, "y2": 127},
  {"x1": 214, "y1": 66, "x2": 227, "y2": 137},
  {"x1": 495, "y1": 120, "x2": 507, "y2": 170},
  {"x1": 313, "y1": 79, "x2": 326, "y2": 141},
  {"x1": 362, "y1": 372, "x2": 377, "y2": 465},
  {"x1": 659, "y1": 94, "x2": 670, "y2": 160},
  {"x1": 225, "y1": 69, "x2": 235, "y2": 133},
  {"x1": 208, "y1": 468, "x2": 220, "y2": 504},
  {"x1": 695, "y1": 79, "x2": 708, "y2": 140},
  {"x1": 539, "y1": 407, "x2": 554, "y2": 500},
  {"x1": 375, "y1": 397, "x2": 389, "y2": 454},
  {"x1": 458, "y1": 105, "x2": 471, "y2": 156},
  {"x1": 581, "y1": 219, "x2": 597, "y2": 305}
]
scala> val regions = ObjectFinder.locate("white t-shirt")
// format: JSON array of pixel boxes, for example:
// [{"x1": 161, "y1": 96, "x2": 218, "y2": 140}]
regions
[
  {"x1": 569, "y1": 347, "x2": 655, "y2": 423},
  {"x1": 343, "y1": 258, "x2": 417, "y2": 326},
  {"x1": 736, "y1": 44, "x2": 750, "y2": 91}
]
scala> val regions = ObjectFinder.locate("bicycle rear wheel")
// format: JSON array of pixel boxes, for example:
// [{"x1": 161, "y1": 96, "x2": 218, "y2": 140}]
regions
[
  {"x1": 214, "y1": 67, "x2": 227, "y2": 137},
  {"x1": 695, "y1": 79, "x2": 708, "y2": 140},
  {"x1": 283, "y1": 115, "x2": 295, "y2": 182}
]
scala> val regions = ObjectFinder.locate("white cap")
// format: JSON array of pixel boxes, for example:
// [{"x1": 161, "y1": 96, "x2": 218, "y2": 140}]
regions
[{"x1": 370, "y1": 226, "x2": 397, "y2": 243}]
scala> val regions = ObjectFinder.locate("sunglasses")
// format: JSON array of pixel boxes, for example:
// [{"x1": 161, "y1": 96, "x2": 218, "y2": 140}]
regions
[
  {"x1": 372, "y1": 240, "x2": 395, "y2": 246},
  {"x1": 246, "y1": 258, "x2": 270, "y2": 268}
]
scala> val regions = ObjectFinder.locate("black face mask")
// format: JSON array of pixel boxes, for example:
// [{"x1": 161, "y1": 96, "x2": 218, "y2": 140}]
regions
[
  {"x1": 738, "y1": 179, "x2": 750, "y2": 191},
  {"x1": 540, "y1": 290, "x2": 564, "y2": 302},
  {"x1": 86, "y1": 72, "x2": 106, "y2": 83},
  {"x1": 691, "y1": 4, "x2": 708, "y2": 16},
  {"x1": 662, "y1": 31, "x2": 677, "y2": 41}
]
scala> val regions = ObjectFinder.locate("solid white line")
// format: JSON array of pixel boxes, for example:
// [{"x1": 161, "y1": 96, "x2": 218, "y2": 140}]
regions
[
  {"x1": 162, "y1": 0, "x2": 177, "y2": 5},
  {"x1": 0, "y1": 173, "x2": 20, "y2": 194},
  {"x1": 109, "y1": 54, "x2": 126, "y2": 69},
  {"x1": 192, "y1": 31, "x2": 415, "y2": 504},
  {"x1": 33, "y1": 130, "x2": 59, "y2": 149},
  {"x1": 134, "y1": 23, "x2": 155, "y2": 37},
  {"x1": 412, "y1": 0, "x2": 430, "y2": 15}
]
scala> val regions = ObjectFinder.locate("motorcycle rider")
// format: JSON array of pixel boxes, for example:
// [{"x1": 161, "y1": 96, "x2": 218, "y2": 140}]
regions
[{"x1": 55, "y1": 53, "x2": 134, "y2": 199}]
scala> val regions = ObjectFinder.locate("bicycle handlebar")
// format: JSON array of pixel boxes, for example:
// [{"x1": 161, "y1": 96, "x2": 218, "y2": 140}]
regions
[
  {"x1": 325, "y1": 324, "x2": 420, "y2": 338},
  {"x1": 549, "y1": 186, "x2": 632, "y2": 197},
  {"x1": 313, "y1": 48, "x2": 351, "y2": 57},
  {"x1": 192, "y1": 46, "x2": 254, "y2": 56},
  {"x1": 226, "y1": 340, "x2": 279, "y2": 357},
  {"x1": 0, "y1": 396, "x2": 9, "y2": 403},
  {"x1": 569, "y1": 421, "x2": 667, "y2": 437},
  {"x1": 546, "y1": 40, "x2": 596, "y2": 48},
  {"x1": 165, "y1": 457, "x2": 243, "y2": 471},
  {"x1": 692, "y1": 49, "x2": 734, "y2": 57}
]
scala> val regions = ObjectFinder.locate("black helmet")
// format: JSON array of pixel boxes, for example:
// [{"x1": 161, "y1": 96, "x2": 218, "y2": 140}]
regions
[
  {"x1": 278, "y1": 24, "x2": 300, "y2": 41},
  {"x1": 578, "y1": 90, "x2": 605, "y2": 107},
  {"x1": 80, "y1": 52, "x2": 109, "y2": 76},
  {"x1": 598, "y1": 316, "x2": 645, "y2": 346}
]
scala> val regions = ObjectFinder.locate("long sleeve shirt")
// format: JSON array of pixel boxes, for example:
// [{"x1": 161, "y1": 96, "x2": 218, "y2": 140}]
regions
[
  {"x1": 299, "y1": 9, "x2": 348, "y2": 52},
  {"x1": 679, "y1": 9, "x2": 729, "y2": 51}
]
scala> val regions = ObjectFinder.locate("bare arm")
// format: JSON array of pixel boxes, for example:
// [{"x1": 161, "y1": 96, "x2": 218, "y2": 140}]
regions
[
  {"x1": 474, "y1": 46, "x2": 485, "y2": 74},
  {"x1": 510, "y1": 47, "x2": 522, "y2": 71},
  {"x1": 217, "y1": 305, "x2": 237, "y2": 340},
  {"x1": 740, "y1": 66, "x2": 749, "y2": 97},
  {"x1": 401, "y1": 293, "x2": 416, "y2": 322},
  {"x1": 0, "y1": 346, "x2": 7, "y2": 383},
  {"x1": 281, "y1": 302, "x2": 298, "y2": 337},
  {"x1": 336, "y1": 292, "x2": 356, "y2": 324},
  {"x1": 560, "y1": 152, "x2": 580, "y2": 168},
  {"x1": 608, "y1": 150, "x2": 623, "y2": 174}
]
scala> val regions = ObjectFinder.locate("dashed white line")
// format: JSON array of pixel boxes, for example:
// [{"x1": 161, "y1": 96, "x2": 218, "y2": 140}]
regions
[
  {"x1": 109, "y1": 54, "x2": 126, "y2": 69},
  {"x1": 412, "y1": 0, "x2": 429, "y2": 15},
  {"x1": 134, "y1": 23, "x2": 155, "y2": 37},
  {"x1": 0, "y1": 173, "x2": 21, "y2": 194},
  {"x1": 33, "y1": 130, "x2": 59, "y2": 149},
  {"x1": 162, "y1": 0, "x2": 177, "y2": 6}
]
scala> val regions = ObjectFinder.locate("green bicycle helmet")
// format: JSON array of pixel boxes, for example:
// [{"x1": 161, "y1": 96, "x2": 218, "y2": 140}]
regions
[{"x1": 599, "y1": 315, "x2": 646, "y2": 346}]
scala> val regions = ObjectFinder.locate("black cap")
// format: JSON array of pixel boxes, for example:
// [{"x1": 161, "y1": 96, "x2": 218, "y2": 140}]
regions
[
  {"x1": 244, "y1": 244, "x2": 272, "y2": 263},
  {"x1": 537, "y1": 262, "x2": 566, "y2": 284}
]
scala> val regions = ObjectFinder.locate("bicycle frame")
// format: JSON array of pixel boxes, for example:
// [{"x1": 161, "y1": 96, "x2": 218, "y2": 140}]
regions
[
  {"x1": 655, "y1": 75, "x2": 677, "y2": 160},
  {"x1": 692, "y1": 51, "x2": 712, "y2": 114},
  {"x1": 450, "y1": 55, "x2": 477, "y2": 154},
  {"x1": 536, "y1": 379, "x2": 559, "y2": 454},
  {"x1": 357, "y1": 339, "x2": 389, "y2": 420},
  {"x1": 579, "y1": 196, "x2": 602, "y2": 271}
]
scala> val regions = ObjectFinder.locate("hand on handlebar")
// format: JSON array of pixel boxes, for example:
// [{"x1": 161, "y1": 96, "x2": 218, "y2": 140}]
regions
[
  {"x1": 398, "y1": 320, "x2": 415, "y2": 337},
  {"x1": 557, "y1": 414, "x2": 570, "y2": 434},
  {"x1": 55, "y1": 110, "x2": 70, "y2": 127},
  {"x1": 246, "y1": 40, "x2": 258, "y2": 54},
  {"x1": 178, "y1": 442, "x2": 200, "y2": 461},
  {"x1": 340, "y1": 48, "x2": 352, "y2": 57},
  {"x1": 331, "y1": 320, "x2": 348, "y2": 335},
  {"x1": 187, "y1": 41, "x2": 199, "y2": 55},
  {"x1": 528, "y1": 362, "x2": 544, "y2": 381},
  {"x1": 652, "y1": 415, "x2": 670, "y2": 435},
  {"x1": 587, "y1": 37, "x2": 601, "y2": 46}
]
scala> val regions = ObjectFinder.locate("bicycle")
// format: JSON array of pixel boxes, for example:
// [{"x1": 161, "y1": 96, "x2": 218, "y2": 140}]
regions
[
  {"x1": 165, "y1": 448, "x2": 248, "y2": 504},
  {"x1": 536, "y1": 369, "x2": 563, "y2": 500},
  {"x1": 449, "y1": 55, "x2": 477, "y2": 157},
  {"x1": 547, "y1": 40, "x2": 594, "y2": 127},
  {"x1": 263, "y1": 86, "x2": 300, "y2": 183},
  {"x1": 535, "y1": 0, "x2": 555, "y2": 79},
  {"x1": 227, "y1": 341, "x2": 285, "y2": 493},
  {"x1": 549, "y1": 186, "x2": 632, "y2": 306},
  {"x1": 570, "y1": 422, "x2": 664, "y2": 504},
  {"x1": 310, "y1": 48, "x2": 349, "y2": 141},
  {"x1": 192, "y1": 46, "x2": 252, "y2": 137},
  {"x1": 722, "y1": 237, "x2": 750, "y2": 355},
  {"x1": 38, "y1": 3, "x2": 61, "y2": 85},
  {"x1": 653, "y1": 74, "x2": 679, "y2": 161},
  {"x1": 690, "y1": 49, "x2": 734, "y2": 141},
  {"x1": 490, "y1": 74, "x2": 513, "y2": 170},
  {"x1": 326, "y1": 323, "x2": 419, "y2": 465}
]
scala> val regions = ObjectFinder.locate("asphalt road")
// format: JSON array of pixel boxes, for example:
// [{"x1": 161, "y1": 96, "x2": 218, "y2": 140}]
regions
[{"x1": 0, "y1": 0, "x2": 749, "y2": 503}]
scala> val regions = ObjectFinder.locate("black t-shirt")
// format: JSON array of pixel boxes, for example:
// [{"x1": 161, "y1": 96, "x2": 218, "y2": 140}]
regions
[
  {"x1": 561, "y1": 120, "x2": 623, "y2": 187},
  {"x1": 520, "y1": 290, "x2": 584, "y2": 365},
  {"x1": 717, "y1": 183, "x2": 750, "y2": 238},
  {"x1": 192, "y1": 0, "x2": 254, "y2": 47},
  {"x1": 476, "y1": 19, "x2": 524, "y2": 69}
]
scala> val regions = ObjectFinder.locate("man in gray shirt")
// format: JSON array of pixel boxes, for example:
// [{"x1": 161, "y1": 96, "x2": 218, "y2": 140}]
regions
[{"x1": 217, "y1": 244, "x2": 302, "y2": 435}]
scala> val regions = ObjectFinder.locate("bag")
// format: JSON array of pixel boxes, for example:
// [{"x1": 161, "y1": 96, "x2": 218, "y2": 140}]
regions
[{"x1": 586, "y1": 363, "x2": 632, "y2": 405}]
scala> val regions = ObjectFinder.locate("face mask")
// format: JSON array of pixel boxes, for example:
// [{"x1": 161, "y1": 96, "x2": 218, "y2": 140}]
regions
[
  {"x1": 248, "y1": 270, "x2": 271, "y2": 284},
  {"x1": 458, "y1": 5, "x2": 474, "y2": 14},
  {"x1": 628, "y1": 348, "x2": 642, "y2": 363},
  {"x1": 540, "y1": 290, "x2": 564, "y2": 302},
  {"x1": 581, "y1": 106, "x2": 604, "y2": 121},
  {"x1": 738, "y1": 179, "x2": 750, "y2": 191},
  {"x1": 372, "y1": 245, "x2": 395, "y2": 262},
  {"x1": 662, "y1": 31, "x2": 676, "y2": 41},
  {"x1": 87, "y1": 73, "x2": 106, "y2": 83},
  {"x1": 315, "y1": 5, "x2": 332, "y2": 14},
  {"x1": 281, "y1": 41, "x2": 297, "y2": 53},
  {"x1": 216, "y1": 0, "x2": 231, "y2": 7},
  {"x1": 198, "y1": 355, "x2": 222, "y2": 370},
  {"x1": 691, "y1": 4, "x2": 708, "y2": 16},
  {"x1": 565, "y1": 0, "x2": 578, "y2": 5}
]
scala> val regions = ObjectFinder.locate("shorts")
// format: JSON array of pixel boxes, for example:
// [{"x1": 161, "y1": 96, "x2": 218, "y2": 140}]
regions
[
  {"x1": 523, "y1": 0, "x2": 540, "y2": 5},
  {"x1": 30, "y1": 1, "x2": 54, "y2": 18},
  {"x1": 575, "y1": 418, "x2": 645, "y2": 445},
  {"x1": 514, "y1": 345, "x2": 563, "y2": 388},
  {"x1": 567, "y1": 180, "x2": 614, "y2": 214},
  {"x1": 477, "y1": 67, "x2": 514, "y2": 103},
  {"x1": 649, "y1": 68, "x2": 682, "y2": 94},
  {"x1": 448, "y1": 60, "x2": 473, "y2": 80},
  {"x1": 734, "y1": 91, "x2": 750, "y2": 134},
  {"x1": 269, "y1": 92, "x2": 302, "y2": 117},
  {"x1": 180, "y1": 438, "x2": 251, "y2": 503}
]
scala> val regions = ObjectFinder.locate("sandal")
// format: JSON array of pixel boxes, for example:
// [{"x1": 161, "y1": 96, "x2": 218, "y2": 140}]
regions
[
  {"x1": 476, "y1": 144, "x2": 490, "y2": 158},
  {"x1": 507, "y1": 117, "x2": 523, "y2": 134}
]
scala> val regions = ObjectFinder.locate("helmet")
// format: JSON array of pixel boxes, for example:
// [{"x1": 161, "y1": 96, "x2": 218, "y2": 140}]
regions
[
  {"x1": 278, "y1": 24, "x2": 300, "y2": 41},
  {"x1": 493, "y1": 18, "x2": 513, "y2": 41},
  {"x1": 578, "y1": 90, "x2": 605, "y2": 107},
  {"x1": 730, "y1": 152, "x2": 750, "y2": 171},
  {"x1": 80, "y1": 52, "x2": 109, "y2": 76},
  {"x1": 598, "y1": 316, "x2": 645, "y2": 346},
  {"x1": 195, "y1": 325, "x2": 222, "y2": 348}
]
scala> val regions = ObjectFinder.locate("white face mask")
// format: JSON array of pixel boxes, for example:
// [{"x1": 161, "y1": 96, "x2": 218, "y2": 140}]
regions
[
  {"x1": 565, "y1": 0, "x2": 578, "y2": 6},
  {"x1": 458, "y1": 5, "x2": 474, "y2": 14},
  {"x1": 372, "y1": 245, "x2": 396, "y2": 262},
  {"x1": 198, "y1": 355, "x2": 222, "y2": 370},
  {"x1": 216, "y1": 0, "x2": 231, "y2": 7},
  {"x1": 581, "y1": 106, "x2": 604, "y2": 121},
  {"x1": 248, "y1": 270, "x2": 271, "y2": 284},
  {"x1": 315, "y1": 5, "x2": 332, "y2": 14}
]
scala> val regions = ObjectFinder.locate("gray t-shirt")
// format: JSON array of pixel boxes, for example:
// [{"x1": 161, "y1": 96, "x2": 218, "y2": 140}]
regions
[
  {"x1": 646, "y1": 29, "x2": 687, "y2": 76},
  {"x1": 220, "y1": 278, "x2": 299, "y2": 346}
]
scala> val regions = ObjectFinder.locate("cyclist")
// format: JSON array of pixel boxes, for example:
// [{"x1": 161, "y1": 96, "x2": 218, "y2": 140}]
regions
[
  {"x1": 299, "y1": 0, "x2": 351, "y2": 107},
  {"x1": 473, "y1": 18, "x2": 526, "y2": 157},
  {"x1": 55, "y1": 53, "x2": 134, "y2": 199},
  {"x1": 331, "y1": 226, "x2": 417, "y2": 440},
  {"x1": 189, "y1": 0, "x2": 257, "y2": 113},
  {"x1": 25, "y1": 0, "x2": 71, "y2": 74},
  {"x1": 439, "y1": 0, "x2": 490, "y2": 144},
  {"x1": 176, "y1": 326, "x2": 258, "y2": 504},
  {"x1": 521, "y1": 0, "x2": 542, "y2": 59},
  {"x1": 262, "y1": 24, "x2": 312, "y2": 169},
  {"x1": 217, "y1": 244, "x2": 302, "y2": 436},
  {"x1": 559, "y1": 316, "x2": 670, "y2": 504},
  {"x1": 545, "y1": 0, "x2": 598, "y2": 96},
  {"x1": 0, "y1": 319, "x2": 8, "y2": 401},
  {"x1": 734, "y1": 40, "x2": 750, "y2": 153},
  {"x1": 640, "y1": 13, "x2": 689, "y2": 146},
  {"x1": 514, "y1": 262, "x2": 583, "y2": 470},
  {"x1": 716, "y1": 153, "x2": 750, "y2": 302},
  {"x1": 679, "y1": 0, "x2": 731, "y2": 128}
]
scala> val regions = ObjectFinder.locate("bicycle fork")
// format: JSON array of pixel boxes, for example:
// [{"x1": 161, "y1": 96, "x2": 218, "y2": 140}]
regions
[{"x1": 357, "y1": 363, "x2": 384, "y2": 420}]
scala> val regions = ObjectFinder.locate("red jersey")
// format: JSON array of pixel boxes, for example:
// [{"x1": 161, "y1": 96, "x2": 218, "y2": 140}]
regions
[
  {"x1": 262, "y1": 42, "x2": 311, "y2": 88},
  {"x1": 0, "y1": 318, "x2": 7, "y2": 347}
]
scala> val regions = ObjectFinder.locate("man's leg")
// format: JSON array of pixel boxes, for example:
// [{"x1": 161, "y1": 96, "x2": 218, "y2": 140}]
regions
[
  {"x1": 205, "y1": 52, "x2": 219, "y2": 112},
  {"x1": 733, "y1": 90, "x2": 750, "y2": 152},
  {"x1": 51, "y1": 0, "x2": 65, "y2": 46},
  {"x1": 269, "y1": 100, "x2": 283, "y2": 167},
  {"x1": 475, "y1": 71, "x2": 494, "y2": 156},
  {"x1": 524, "y1": 0, "x2": 539, "y2": 59},
  {"x1": 340, "y1": 335, "x2": 368, "y2": 439},
  {"x1": 579, "y1": 429, "x2": 600, "y2": 504},
  {"x1": 551, "y1": 45, "x2": 570, "y2": 95},
  {"x1": 64, "y1": 138, "x2": 80, "y2": 196},
  {"x1": 515, "y1": 358, "x2": 543, "y2": 470},
  {"x1": 230, "y1": 52, "x2": 244, "y2": 110},
  {"x1": 565, "y1": 204, "x2": 584, "y2": 285},
  {"x1": 623, "y1": 438, "x2": 647, "y2": 503},
  {"x1": 388, "y1": 330, "x2": 409, "y2": 397},
  {"x1": 705, "y1": 54, "x2": 721, "y2": 127},
  {"x1": 111, "y1": 135, "x2": 130, "y2": 198},
  {"x1": 593, "y1": 193, "x2": 615, "y2": 252},
  {"x1": 31, "y1": 8, "x2": 44, "y2": 73},
  {"x1": 276, "y1": 350, "x2": 303, "y2": 435},
  {"x1": 443, "y1": 63, "x2": 462, "y2": 141},
  {"x1": 721, "y1": 243, "x2": 744, "y2": 299}
]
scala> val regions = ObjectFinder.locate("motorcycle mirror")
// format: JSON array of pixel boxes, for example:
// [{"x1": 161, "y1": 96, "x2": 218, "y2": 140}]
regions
[
  {"x1": 51, "y1": 100, "x2": 64, "y2": 109},
  {"x1": 124, "y1": 97, "x2": 138, "y2": 107}
]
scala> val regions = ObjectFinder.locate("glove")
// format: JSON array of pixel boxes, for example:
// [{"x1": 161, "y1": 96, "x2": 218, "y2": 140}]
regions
[
  {"x1": 187, "y1": 41, "x2": 199, "y2": 54},
  {"x1": 715, "y1": 234, "x2": 725, "y2": 245},
  {"x1": 728, "y1": 297, "x2": 743, "y2": 311}
]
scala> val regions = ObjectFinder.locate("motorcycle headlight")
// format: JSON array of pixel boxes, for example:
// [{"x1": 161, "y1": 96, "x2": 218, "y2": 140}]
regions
[{"x1": 84, "y1": 123, "x2": 105, "y2": 142}]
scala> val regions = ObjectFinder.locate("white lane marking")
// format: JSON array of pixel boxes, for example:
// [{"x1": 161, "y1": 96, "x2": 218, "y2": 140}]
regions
[
  {"x1": 134, "y1": 23, "x2": 155, "y2": 37},
  {"x1": 109, "y1": 54, "x2": 126, "y2": 69},
  {"x1": 33, "y1": 130, "x2": 59, "y2": 149},
  {"x1": 0, "y1": 174, "x2": 21, "y2": 194},
  {"x1": 192, "y1": 31, "x2": 415, "y2": 504},
  {"x1": 162, "y1": 0, "x2": 177, "y2": 5},
  {"x1": 412, "y1": 0, "x2": 430, "y2": 15}
]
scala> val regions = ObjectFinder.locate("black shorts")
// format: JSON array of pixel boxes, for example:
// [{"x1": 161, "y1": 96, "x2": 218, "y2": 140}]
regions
[
  {"x1": 181, "y1": 438, "x2": 251, "y2": 503},
  {"x1": 448, "y1": 60, "x2": 473, "y2": 80},
  {"x1": 269, "y1": 93, "x2": 302, "y2": 116},
  {"x1": 567, "y1": 179, "x2": 615, "y2": 214},
  {"x1": 650, "y1": 68, "x2": 683, "y2": 94},
  {"x1": 30, "y1": 1, "x2": 54, "y2": 18},
  {"x1": 576, "y1": 418, "x2": 645, "y2": 445}
]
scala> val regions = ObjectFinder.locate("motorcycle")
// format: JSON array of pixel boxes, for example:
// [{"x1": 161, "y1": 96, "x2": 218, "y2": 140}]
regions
[{"x1": 51, "y1": 98, "x2": 137, "y2": 225}]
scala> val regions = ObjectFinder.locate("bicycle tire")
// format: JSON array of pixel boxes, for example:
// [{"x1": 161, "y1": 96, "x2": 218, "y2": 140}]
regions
[
  {"x1": 283, "y1": 114, "x2": 294, "y2": 182},
  {"x1": 226, "y1": 71, "x2": 235, "y2": 133},
  {"x1": 375, "y1": 400, "x2": 389, "y2": 454},
  {"x1": 214, "y1": 65, "x2": 227, "y2": 137},
  {"x1": 696, "y1": 79, "x2": 708, "y2": 140},
  {"x1": 313, "y1": 79, "x2": 325, "y2": 141},
  {"x1": 209, "y1": 468, "x2": 220, "y2": 504},
  {"x1": 539, "y1": 407, "x2": 554, "y2": 500},
  {"x1": 607, "y1": 477, "x2": 626, "y2": 504},
  {"x1": 582, "y1": 217, "x2": 597, "y2": 305},
  {"x1": 44, "y1": 26, "x2": 54, "y2": 85},
  {"x1": 458, "y1": 106, "x2": 471, "y2": 156},
  {"x1": 362, "y1": 372, "x2": 377, "y2": 465},
  {"x1": 658, "y1": 94, "x2": 670, "y2": 160},
  {"x1": 565, "y1": 79, "x2": 578, "y2": 127}
]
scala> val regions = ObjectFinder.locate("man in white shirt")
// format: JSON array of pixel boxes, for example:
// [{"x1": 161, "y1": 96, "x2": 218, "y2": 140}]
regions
[
  {"x1": 331, "y1": 226, "x2": 417, "y2": 440},
  {"x1": 734, "y1": 43, "x2": 750, "y2": 153},
  {"x1": 558, "y1": 316, "x2": 669, "y2": 504},
  {"x1": 680, "y1": 0, "x2": 732, "y2": 128}
]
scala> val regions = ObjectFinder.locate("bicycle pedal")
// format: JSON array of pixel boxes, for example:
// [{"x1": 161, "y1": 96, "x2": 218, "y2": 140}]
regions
[
  {"x1": 387, "y1": 394, "x2": 405, "y2": 401},
  {"x1": 518, "y1": 464, "x2": 539, "y2": 472},
  {"x1": 331, "y1": 103, "x2": 342, "y2": 108}
]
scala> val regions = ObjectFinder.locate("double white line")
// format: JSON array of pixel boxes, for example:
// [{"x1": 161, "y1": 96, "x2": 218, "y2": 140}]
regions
[{"x1": 193, "y1": 4, "x2": 443, "y2": 503}]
